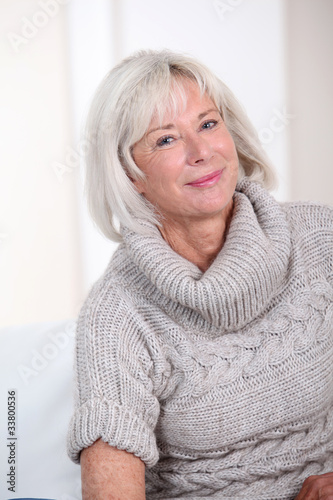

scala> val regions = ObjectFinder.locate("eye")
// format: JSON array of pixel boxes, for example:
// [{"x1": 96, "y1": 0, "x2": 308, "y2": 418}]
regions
[
  {"x1": 156, "y1": 135, "x2": 174, "y2": 147},
  {"x1": 201, "y1": 119, "x2": 218, "y2": 130}
]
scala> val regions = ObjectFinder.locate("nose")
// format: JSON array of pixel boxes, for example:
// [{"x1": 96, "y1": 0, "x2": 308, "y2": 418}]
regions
[{"x1": 186, "y1": 133, "x2": 213, "y2": 166}]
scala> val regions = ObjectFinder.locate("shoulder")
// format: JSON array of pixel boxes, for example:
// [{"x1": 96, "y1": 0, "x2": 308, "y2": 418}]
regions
[
  {"x1": 77, "y1": 243, "x2": 141, "y2": 338},
  {"x1": 280, "y1": 200, "x2": 332, "y2": 277},
  {"x1": 281, "y1": 200, "x2": 333, "y2": 248},
  {"x1": 281, "y1": 200, "x2": 332, "y2": 234}
]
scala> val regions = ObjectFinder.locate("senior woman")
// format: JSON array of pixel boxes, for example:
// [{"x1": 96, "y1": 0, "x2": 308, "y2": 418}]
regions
[{"x1": 67, "y1": 50, "x2": 333, "y2": 499}]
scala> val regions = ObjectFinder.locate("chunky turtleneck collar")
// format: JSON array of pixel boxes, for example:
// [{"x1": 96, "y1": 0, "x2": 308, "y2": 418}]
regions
[{"x1": 120, "y1": 180, "x2": 291, "y2": 331}]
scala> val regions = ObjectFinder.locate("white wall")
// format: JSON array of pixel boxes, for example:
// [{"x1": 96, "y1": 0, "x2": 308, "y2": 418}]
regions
[
  {"x1": 0, "y1": 0, "x2": 83, "y2": 327},
  {"x1": 65, "y1": 0, "x2": 118, "y2": 299},
  {"x1": 286, "y1": 0, "x2": 333, "y2": 205}
]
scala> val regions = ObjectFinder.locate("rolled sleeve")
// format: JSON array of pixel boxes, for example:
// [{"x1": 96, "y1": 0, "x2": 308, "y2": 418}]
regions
[{"x1": 66, "y1": 282, "x2": 160, "y2": 467}]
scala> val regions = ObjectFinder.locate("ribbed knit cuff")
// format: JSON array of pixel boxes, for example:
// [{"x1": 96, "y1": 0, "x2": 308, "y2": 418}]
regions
[{"x1": 67, "y1": 399, "x2": 159, "y2": 468}]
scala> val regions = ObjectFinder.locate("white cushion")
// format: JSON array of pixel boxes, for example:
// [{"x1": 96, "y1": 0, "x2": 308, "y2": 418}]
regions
[{"x1": 1, "y1": 320, "x2": 81, "y2": 499}]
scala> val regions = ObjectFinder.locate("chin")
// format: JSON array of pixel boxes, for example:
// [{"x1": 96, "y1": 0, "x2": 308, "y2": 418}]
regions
[{"x1": 195, "y1": 196, "x2": 232, "y2": 214}]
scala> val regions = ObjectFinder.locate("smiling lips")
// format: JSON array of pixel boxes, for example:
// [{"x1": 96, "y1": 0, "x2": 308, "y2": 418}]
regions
[{"x1": 186, "y1": 169, "x2": 223, "y2": 188}]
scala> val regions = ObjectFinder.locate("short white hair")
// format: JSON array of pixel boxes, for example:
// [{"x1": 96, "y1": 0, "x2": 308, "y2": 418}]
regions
[{"x1": 84, "y1": 49, "x2": 276, "y2": 242}]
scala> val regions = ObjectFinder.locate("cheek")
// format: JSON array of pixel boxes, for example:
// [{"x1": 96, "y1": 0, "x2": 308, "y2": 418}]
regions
[
  {"x1": 133, "y1": 168, "x2": 170, "y2": 196},
  {"x1": 227, "y1": 137, "x2": 238, "y2": 162},
  {"x1": 215, "y1": 127, "x2": 237, "y2": 158},
  {"x1": 151, "y1": 154, "x2": 184, "y2": 184},
  {"x1": 133, "y1": 145, "x2": 187, "y2": 195}
]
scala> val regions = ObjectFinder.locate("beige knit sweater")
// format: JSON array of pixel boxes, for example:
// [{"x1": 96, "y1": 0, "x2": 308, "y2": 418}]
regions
[{"x1": 67, "y1": 180, "x2": 333, "y2": 499}]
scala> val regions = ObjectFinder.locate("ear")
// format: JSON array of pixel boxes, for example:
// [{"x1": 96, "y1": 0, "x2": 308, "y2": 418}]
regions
[
  {"x1": 128, "y1": 147, "x2": 146, "y2": 194},
  {"x1": 130, "y1": 175, "x2": 146, "y2": 195}
]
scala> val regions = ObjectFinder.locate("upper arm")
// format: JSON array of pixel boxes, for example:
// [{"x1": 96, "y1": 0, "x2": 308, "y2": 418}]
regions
[
  {"x1": 81, "y1": 438, "x2": 146, "y2": 500},
  {"x1": 67, "y1": 284, "x2": 160, "y2": 469}
]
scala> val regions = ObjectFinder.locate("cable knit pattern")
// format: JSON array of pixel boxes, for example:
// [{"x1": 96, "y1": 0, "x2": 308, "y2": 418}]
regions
[{"x1": 67, "y1": 180, "x2": 333, "y2": 499}]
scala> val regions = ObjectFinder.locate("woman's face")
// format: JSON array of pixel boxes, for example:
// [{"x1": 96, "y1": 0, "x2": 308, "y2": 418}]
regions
[{"x1": 132, "y1": 80, "x2": 239, "y2": 226}]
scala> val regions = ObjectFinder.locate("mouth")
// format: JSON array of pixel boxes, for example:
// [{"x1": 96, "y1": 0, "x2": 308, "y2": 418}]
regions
[{"x1": 186, "y1": 169, "x2": 223, "y2": 188}]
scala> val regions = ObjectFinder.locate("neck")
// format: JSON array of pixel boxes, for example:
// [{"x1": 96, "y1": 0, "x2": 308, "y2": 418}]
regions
[{"x1": 159, "y1": 200, "x2": 234, "y2": 272}]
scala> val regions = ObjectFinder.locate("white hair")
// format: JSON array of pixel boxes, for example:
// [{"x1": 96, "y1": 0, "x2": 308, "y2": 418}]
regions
[{"x1": 84, "y1": 49, "x2": 277, "y2": 242}]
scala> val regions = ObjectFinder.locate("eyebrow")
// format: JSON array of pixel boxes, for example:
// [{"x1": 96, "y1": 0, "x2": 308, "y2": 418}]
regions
[{"x1": 146, "y1": 108, "x2": 219, "y2": 136}]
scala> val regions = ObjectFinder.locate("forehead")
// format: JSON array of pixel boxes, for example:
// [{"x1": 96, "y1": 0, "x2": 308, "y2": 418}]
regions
[{"x1": 148, "y1": 79, "x2": 217, "y2": 129}]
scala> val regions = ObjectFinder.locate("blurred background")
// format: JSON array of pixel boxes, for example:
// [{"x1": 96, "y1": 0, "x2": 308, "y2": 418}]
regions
[{"x1": 1, "y1": 0, "x2": 332, "y2": 328}]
